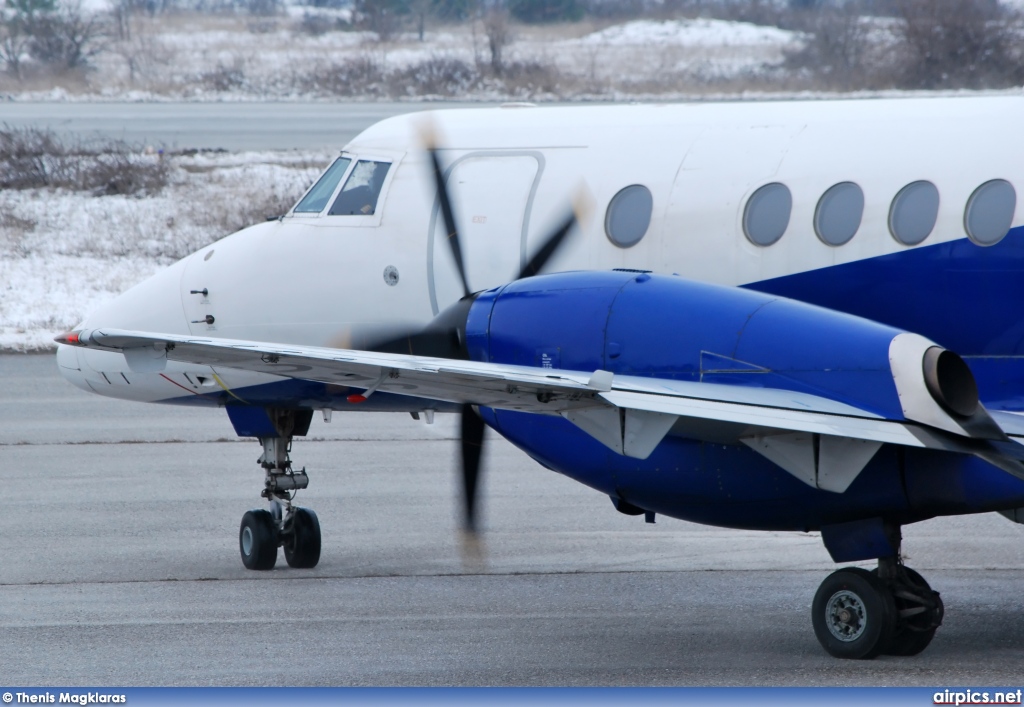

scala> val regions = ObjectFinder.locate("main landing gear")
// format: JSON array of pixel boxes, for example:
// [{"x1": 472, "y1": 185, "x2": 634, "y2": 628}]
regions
[
  {"x1": 812, "y1": 534, "x2": 943, "y2": 659},
  {"x1": 239, "y1": 425, "x2": 321, "y2": 571}
]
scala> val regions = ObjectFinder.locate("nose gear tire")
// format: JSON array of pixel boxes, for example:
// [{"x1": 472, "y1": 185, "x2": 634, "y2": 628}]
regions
[
  {"x1": 284, "y1": 507, "x2": 322, "y2": 569},
  {"x1": 240, "y1": 509, "x2": 278, "y2": 570}
]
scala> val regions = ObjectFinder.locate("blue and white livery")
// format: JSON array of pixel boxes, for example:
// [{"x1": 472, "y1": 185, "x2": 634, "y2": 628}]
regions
[{"x1": 57, "y1": 96, "x2": 1024, "y2": 659}]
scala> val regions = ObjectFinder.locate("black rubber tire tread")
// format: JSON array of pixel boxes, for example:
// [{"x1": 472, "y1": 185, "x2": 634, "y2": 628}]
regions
[
  {"x1": 812, "y1": 567, "x2": 897, "y2": 660},
  {"x1": 878, "y1": 567, "x2": 942, "y2": 657},
  {"x1": 284, "y1": 507, "x2": 321, "y2": 569},
  {"x1": 240, "y1": 509, "x2": 278, "y2": 571}
]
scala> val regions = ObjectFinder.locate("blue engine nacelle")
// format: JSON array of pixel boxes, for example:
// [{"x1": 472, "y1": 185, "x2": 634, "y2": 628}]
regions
[
  {"x1": 465, "y1": 270, "x2": 912, "y2": 419},
  {"x1": 455, "y1": 270, "x2": 1011, "y2": 534}
]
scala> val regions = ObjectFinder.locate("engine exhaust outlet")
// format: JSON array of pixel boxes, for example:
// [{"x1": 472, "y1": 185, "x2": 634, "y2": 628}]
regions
[{"x1": 923, "y1": 347, "x2": 979, "y2": 418}]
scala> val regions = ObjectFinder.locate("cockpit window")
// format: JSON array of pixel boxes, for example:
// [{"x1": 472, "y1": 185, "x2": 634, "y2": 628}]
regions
[
  {"x1": 293, "y1": 157, "x2": 352, "y2": 213},
  {"x1": 329, "y1": 160, "x2": 391, "y2": 216}
]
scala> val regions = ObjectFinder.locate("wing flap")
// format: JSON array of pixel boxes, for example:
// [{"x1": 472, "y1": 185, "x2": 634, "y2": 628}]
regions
[{"x1": 599, "y1": 389, "x2": 925, "y2": 448}]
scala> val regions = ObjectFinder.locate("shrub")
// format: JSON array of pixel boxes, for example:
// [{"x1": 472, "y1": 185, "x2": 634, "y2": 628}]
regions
[
  {"x1": 26, "y1": 5, "x2": 108, "y2": 70},
  {"x1": 894, "y1": 0, "x2": 1024, "y2": 89},
  {"x1": 198, "y1": 60, "x2": 246, "y2": 91},
  {"x1": 499, "y1": 59, "x2": 561, "y2": 95},
  {"x1": 509, "y1": 0, "x2": 583, "y2": 23},
  {"x1": 354, "y1": 0, "x2": 406, "y2": 41},
  {"x1": 297, "y1": 55, "x2": 384, "y2": 95},
  {"x1": 296, "y1": 11, "x2": 341, "y2": 35},
  {"x1": 783, "y1": 5, "x2": 876, "y2": 90},
  {"x1": 392, "y1": 55, "x2": 477, "y2": 95},
  {"x1": 0, "y1": 126, "x2": 168, "y2": 195}
]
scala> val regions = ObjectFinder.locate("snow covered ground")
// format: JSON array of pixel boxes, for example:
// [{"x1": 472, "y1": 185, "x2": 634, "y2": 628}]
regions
[
  {"x1": 1, "y1": 16, "x2": 804, "y2": 101},
  {"x1": 0, "y1": 150, "x2": 329, "y2": 351},
  {"x1": 551, "y1": 19, "x2": 799, "y2": 87},
  {"x1": 2, "y1": 11, "x2": 1021, "y2": 351},
  {"x1": 0, "y1": 14, "x2": 808, "y2": 351}
]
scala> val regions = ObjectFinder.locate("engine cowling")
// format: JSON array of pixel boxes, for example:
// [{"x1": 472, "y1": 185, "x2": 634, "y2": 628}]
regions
[{"x1": 464, "y1": 270, "x2": 982, "y2": 430}]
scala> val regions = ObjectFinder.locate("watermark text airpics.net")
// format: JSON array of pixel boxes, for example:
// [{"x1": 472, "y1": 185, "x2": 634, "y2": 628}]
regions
[{"x1": 935, "y1": 690, "x2": 1024, "y2": 705}]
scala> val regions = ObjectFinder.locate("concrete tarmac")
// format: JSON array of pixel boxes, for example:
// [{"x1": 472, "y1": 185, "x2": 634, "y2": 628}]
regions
[
  {"x1": 2, "y1": 353, "x2": 1024, "y2": 685},
  {"x1": 0, "y1": 102, "x2": 495, "y2": 152}
]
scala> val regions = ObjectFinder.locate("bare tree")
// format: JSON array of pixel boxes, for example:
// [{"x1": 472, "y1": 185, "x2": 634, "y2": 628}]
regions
[
  {"x1": 355, "y1": 0, "x2": 406, "y2": 42},
  {"x1": 246, "y1": 0, "x2": 280, "y2": 17},
  {"x1": 0, "y1": 20, "x2": 32, "y2": 78},
  {"x1": 111, "y1": 0, "x2": 132, "y2": 40},
  {"x1": 411, "y1": 0, "x2": 429, "y2": 40},
  {"x1": 716, "y1": 0, "x2": 787, "y2": 28},
  {"x1": 111, "y1": 13, "x2": 173, "y2": 84},
  {"x1": 0, "y1": 0, "x2": 56, "y2": 79},
  {"x1": 482, "y1": 3, "x2": 511, "y2": 74},
  {"x1": 27, "y1": 1, "x2": 109, "y2": 71},
  {"x1": 784, "y1": 4, "x2": 875, "y2": 89},
  {"x1": 894, "y1": 0, "x2": 1024, "y2": 89}
]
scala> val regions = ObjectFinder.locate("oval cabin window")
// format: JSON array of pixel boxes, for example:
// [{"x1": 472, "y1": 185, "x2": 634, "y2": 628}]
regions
[
  {"x1": 889, "y1": 181, "x2": 939, "y2": 246},
  {"x1": 965, "y1": 179, "x2": 1016, "y2": 246},
  {"x1": 743, "y1": 183, "x2": 792, "y2": 247},
  {"x1": 605, "y1": 185, "x2": 653, "y2": 248},
  {"x1": 815, "y1": 182, "x2": 864, "y2": 246}
]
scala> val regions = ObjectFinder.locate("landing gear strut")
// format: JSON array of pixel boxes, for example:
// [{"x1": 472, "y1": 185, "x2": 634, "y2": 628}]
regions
[
  {"x1": 812, "y1": 526, "x2": 943, "y2": 659},
  {"x1": 238, "y1": 411, "x2": 321, "y2": 571}
]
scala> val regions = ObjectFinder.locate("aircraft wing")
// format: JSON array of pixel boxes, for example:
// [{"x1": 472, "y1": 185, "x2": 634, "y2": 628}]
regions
[{"x1": 62, "y1": 328, "x2": 1024, "y2": 493}]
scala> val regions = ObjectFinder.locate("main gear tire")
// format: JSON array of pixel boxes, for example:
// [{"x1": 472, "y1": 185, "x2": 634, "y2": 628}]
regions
[{"x1": 812, "y1": 567, "x2": 897, "y2": 659}]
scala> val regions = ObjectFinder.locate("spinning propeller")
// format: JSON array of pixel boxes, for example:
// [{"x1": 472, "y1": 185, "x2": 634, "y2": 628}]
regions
[{"x1": 372, "y1": 126, "x2": 587, "y2": 553}]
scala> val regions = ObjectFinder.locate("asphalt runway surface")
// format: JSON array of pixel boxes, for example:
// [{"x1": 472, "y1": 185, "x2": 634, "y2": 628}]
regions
[
  {"x1": 0, "y1": 102, "x2": 494, "y2": 152},
  {"x1": 2, "y1": 353, "x2": 1024, "y2": 686}
]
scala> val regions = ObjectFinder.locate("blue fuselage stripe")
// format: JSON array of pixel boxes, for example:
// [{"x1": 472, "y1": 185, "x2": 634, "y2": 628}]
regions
[{"x1": 744, "y1": 226, "x2": 1024, "y2": 409}]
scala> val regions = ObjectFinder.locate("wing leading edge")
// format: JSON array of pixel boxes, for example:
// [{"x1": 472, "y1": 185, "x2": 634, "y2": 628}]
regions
[{"x1": 58, "y1": 328, "x2": 1024, "y2": 493}]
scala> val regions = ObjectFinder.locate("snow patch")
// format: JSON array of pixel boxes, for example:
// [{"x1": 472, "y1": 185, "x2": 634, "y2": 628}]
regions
[
  {"x1": 0, "y1": 150, "x2": 330, "y2": 351},
  {"x1": 0, "y1": 255, "x2": 162, "y2": 351},
  {"x1": 575, "y1": 19, "x2": 798, "y2": 48}
]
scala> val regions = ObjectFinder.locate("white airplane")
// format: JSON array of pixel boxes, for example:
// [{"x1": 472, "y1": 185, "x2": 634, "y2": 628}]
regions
[{"x1": 57, "y1": 95, "x2": 1024, "y2": 659}]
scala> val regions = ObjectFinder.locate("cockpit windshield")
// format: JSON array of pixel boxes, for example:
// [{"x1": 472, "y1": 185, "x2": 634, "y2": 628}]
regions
[
  {"x1": 293, "y1": 157, "x2": 352, "y2": 213},
  {"x1": 328, "y1": 160, "x2": 391, "y2": 216}
]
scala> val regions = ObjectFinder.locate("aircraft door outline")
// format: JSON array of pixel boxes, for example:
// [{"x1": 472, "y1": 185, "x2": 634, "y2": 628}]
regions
[{"x1": 427, "y1": 150, "x2": 545, "y2": 315}]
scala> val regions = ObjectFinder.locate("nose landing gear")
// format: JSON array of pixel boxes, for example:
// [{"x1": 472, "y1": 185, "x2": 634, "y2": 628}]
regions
[{"x1": 238, "y1": 428, "x2": 321, "y2": 571}]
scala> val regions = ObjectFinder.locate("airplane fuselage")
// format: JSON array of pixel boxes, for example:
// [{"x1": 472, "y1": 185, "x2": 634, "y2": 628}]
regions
[
  {"x1": 57, "y1": 96, "x2": 1024, "y2": 658},
  {"x1": 58, "y1": 96, "x2": 1024, "y2": 530}
]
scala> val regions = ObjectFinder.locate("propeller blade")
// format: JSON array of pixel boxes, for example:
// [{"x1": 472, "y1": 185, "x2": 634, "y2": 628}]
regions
[
  {"x1": 427, "y1": 144, "x2": 471, "y2": 299},
  {"x1": 516, "y1": 188, "x2": 591, "y2": 281},
  {"x1": 460, "y1": 402, "x2": 485, "y2": 534},
  {"x1": 365, "y1": 294, "x2": 476, "y2": 360},
  {"x1": 417, "y1": 129, "x2": 589, "y2": 560},
  {"x1": 516, "y1": 211, "x2": 576, "y2": 281},
  {"x1": 369, "y1": 329, "x2": 461, "y2": 359}
]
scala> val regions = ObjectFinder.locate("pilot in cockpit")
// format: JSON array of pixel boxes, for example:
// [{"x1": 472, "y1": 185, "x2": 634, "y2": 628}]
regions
[{"x1": 329, "y1": 160, "x2": 391, "y2": 216}]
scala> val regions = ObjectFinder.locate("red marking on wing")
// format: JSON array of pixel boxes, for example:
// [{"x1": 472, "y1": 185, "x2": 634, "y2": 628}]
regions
[{"x1": 160, "y1": 373, "x2": 201, "y2": 396}]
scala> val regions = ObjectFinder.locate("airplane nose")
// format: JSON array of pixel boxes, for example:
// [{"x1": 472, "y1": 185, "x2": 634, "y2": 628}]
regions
[
  {"x1": 55, "y1": 255, "x2": 194, "y2": 397},
  {"x1": 78, "y1": 256, "x2": 191, "y2": 334},
  {"x1": 56, "y1": 343, "x2": 93, "y2": 393}
]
